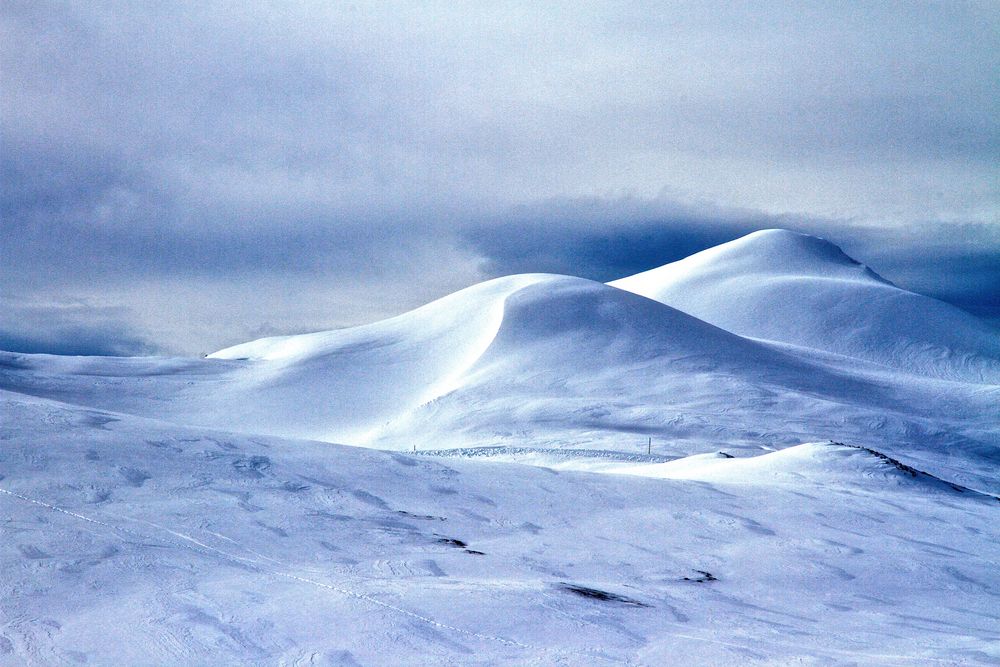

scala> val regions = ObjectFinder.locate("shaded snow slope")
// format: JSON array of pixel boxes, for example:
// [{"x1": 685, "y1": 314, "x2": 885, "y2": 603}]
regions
[
  {"x1": 610, "y1": 229, "x2": 1000, "y2": 382},
  {"x1": 3, "y1": 391, "x2": 998, "y2": 665}
]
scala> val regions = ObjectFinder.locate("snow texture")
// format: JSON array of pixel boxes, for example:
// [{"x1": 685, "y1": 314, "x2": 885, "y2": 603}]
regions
[{"x1": 1, "y1": 230, "x2": 998, "y2": 665}]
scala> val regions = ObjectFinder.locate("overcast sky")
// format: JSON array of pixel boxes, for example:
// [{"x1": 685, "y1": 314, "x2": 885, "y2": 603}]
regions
[{"x1": 2, "y1": 1, "x2": 998, "y2": 355}]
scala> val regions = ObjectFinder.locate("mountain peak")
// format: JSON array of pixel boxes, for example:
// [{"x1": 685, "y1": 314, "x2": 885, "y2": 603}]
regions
[
  {"x1": 610, "y1": 229, "x2": 999, "y2": 381},
  {"x1": 610, "y1": 229, "x2": 884, "y2": 295},
  {"x1": 715, "y1": 229, "x2": 865, "y2": 271}
]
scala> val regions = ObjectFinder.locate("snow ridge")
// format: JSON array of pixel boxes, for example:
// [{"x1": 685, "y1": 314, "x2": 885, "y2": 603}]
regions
[{"x1": 610, "y1": 229, "x2": 1000, "y2": 382}]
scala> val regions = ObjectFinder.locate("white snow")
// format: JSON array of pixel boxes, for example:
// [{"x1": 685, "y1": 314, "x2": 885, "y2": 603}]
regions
[
  {"x1": 610, "y1": 229, "x2": 1000, "y2": 383},
  {"x1": 2, "y1": 230, "x2": 998, "y2": 665}
]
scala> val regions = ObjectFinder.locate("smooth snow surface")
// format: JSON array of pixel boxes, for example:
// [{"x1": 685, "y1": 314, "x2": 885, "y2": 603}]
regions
[
  {"x1": 611, "y1": 229, "x2": 1000, "y2": 383},
  {"x1": 2, "y1": 230, "x2": 999, "y2": 665}
]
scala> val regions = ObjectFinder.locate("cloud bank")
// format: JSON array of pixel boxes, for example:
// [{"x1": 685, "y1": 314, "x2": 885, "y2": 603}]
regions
[{"x1": 2, "y1": 2, "x2": 997, "y2": 354}]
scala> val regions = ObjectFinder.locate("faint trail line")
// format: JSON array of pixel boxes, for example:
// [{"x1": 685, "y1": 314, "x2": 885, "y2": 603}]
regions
[
  {"x1": 0, "y1": 486, "x2": 123, "y2": 531},
  {"x1": 271, "y1": 570, "x2": 529, "y2": 649},
  {"x1": 0, "y1": 485, "x2": 552, "y2": 657},
  {"x1": 0, "y1": 484, "x2": 974, "y2": 664}
]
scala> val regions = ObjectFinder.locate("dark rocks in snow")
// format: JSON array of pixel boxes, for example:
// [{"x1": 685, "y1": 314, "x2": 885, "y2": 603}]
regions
[
  {"x1": 558, "y1": 583, "x2": 650, "y2": 607},
  {"x1": 435, "y1": 537, "x2": 467, "y2": 548}
]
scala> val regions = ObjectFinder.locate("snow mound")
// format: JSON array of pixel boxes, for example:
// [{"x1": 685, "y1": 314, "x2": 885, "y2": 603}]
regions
[
  {"x1": 4, "y1": 265, "x2": 996, "y2": 479},
  {"x1": 2, "y1": 231, "x2": 997, "y2": 485},
  {"x1": 618, "y1": 229, "x2": 887, "y2": 283},
  {"x1": 203, "y1": 274, "x2": 782, "y2": 443},
  {"x1": 616, "y1": 442, "x2": 995, "y2": 498},
  {"x1": 204, "y1": 274, "x2": 548, "y2": 441},
  {"x1": 367, "y1": 273, "x2": 961, "y2": 455},
  {"x1": 610, "y1": 229, "x2": 1000, "y2": 382}
]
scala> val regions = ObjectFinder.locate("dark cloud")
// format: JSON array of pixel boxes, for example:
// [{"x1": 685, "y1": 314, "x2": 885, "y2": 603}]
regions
[
  {"x1": 0, "y1": 298, "x2": 156, "y2": 356},
  {"x1": 463, "y1": 198, "x2": 767, "y2": 280},
  {"x1": 0, "y1": 328, "x2": 153, "y2": 357},
  {"x1": 850, "y1": 225, "x2": 1000, "y2": 325},
  {"x1": 463, "y1": 199, "x2": 1000, "y2": 324}
]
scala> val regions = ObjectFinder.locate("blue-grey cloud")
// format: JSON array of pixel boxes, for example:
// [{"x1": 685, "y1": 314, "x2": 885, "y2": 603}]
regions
[
  {"x1": 0, "y1": 328, "x2": 154, "y2": 357},
  {"x1": 462, "y1": 198, "x2": 1000, "y2": 322},
  {"x1": 851, "y1": 224, "x2": 1000, "y2": 325},
  {"x1": 463, "y1": 198, "x2": 774, "y2": 280},
  {"x1": 0, "y1": 298, "x2": 157, "y2": 356},
  {"x1": 2, "y1": 2, "x2": 997, "y2": 354}
]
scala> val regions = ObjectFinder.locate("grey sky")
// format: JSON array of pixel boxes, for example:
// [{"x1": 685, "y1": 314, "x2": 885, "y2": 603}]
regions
[{"x1": 2, "y1": 1, "x2": 998, "y2": 354}]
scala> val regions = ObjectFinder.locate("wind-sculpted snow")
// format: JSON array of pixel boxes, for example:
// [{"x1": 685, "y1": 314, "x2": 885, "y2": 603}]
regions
[
  {"x1": 2, "y1": 230, "x2": 1000, "y2": 663},
  {"x1": 611, "y1": 229, "x2": 1000, "y2": 383},
  {"x1": 2, "y1": 391, "x2": 998, "y2": 665}
]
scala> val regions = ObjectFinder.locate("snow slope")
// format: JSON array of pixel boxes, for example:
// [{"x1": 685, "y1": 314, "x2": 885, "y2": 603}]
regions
[
  {"x1": 203, "y1": 274, "x2": 543, "y2": 442},
  {"x1": 203, "y1": 272, "x2": 819, "y2": 447},
  {"x1": 2, "y1": 267, "x2": 998, "y2": 490},
  {"x1": 3, "y1": 274, "x2": 997, "y2": 493},
  {"x1": 610, "y1": 229, "x2": 1000, "y2": 383},
  {"x1": 2, "y1": 229, "x2": 999, "y2": 664},
  {"x1": 2, "y1": 390, "x2": 998, "y2": 665},
  {"x1": 614, "y1": 442, "x2": 996, "y2": 496}
]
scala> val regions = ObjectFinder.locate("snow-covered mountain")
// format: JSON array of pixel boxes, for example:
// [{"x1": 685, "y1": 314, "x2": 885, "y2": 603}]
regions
[
  {"x1": 2, "y1": 230, "x2": 998, "y2": 664},
  {"x1": 5, "y1": 239, "x2": 995, "y2": 486},
  {"x1": 611, "y1": 229, "x2": 1000, "y2": 382}
]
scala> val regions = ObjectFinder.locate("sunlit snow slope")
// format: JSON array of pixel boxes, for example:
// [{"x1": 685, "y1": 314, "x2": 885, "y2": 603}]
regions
[
  {"x1": 2, "y1": 232, "x2": 997, "y2": 490},
  {"x1": 611, "y1": 229, "x2": 1000, "y2": 382}
]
